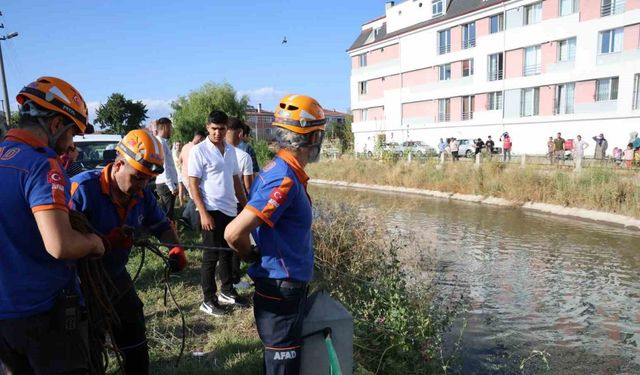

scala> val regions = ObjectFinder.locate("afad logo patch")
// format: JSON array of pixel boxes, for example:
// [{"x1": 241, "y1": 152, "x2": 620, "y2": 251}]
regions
[
  {"x1": 272, "y1": 350, "x2": 297, "y2": 361},
  {"x1": 268, "y1": 187, "x2": 287, "y2": 208}
]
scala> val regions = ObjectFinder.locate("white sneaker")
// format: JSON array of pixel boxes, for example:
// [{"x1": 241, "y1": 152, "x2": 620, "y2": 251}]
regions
[{"x1": 199, "y1": 301, "x2": 226, "y2": 317}]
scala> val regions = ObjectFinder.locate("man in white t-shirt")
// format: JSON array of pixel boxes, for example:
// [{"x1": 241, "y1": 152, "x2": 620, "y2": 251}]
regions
[
  {"x1": 226, "y1": 118, "x2": 254, "y2": 193},
  {"x1": 188, "y1": 110, "x2": 248, "y2": 316},
  {"x1": 225, "y1": 118, "x2": 254, "y2": 288}
]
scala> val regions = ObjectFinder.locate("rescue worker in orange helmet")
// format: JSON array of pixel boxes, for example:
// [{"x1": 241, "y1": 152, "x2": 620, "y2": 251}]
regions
[
  {"x1": 225, "y1": 94, "x2": 326, "y2": 374},
  {"x1": 0, "y1": 77, "x2": 105, "y2": 374},
  {"x1": 70, "y1": 129, "x2": 188, "y2": 375}
]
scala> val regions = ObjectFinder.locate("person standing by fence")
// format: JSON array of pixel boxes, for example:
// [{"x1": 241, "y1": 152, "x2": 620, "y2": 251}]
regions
[
  {"x1": 624, "y1": 143, "x2": 635, "y2": 169},
  {"x1": 572, "y1": 135, "x2": 589, "y2": 171},
  {"x1": 592, "y1": 134, "x2": 608, "y2": 160},
  {"x1": 500, "y1": 132, "x2": 512, "y2": 162},
  {"x1": 553, "y1": 133, "x2": 565, "y2": 164}
]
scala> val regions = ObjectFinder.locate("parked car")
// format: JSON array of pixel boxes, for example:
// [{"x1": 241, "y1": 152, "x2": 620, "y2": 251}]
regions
[
  {"x1": 458, "y1": 138, "x2": 503, "y2": 157},
  {"x1": 384, "y1": 142, "x2": 403, "y2": 155},
  {"x1": 457, "y1": 139, "x2": 475, "y2": 158},
  {"x1": 401, "y1": 141, "x2": 437, "y2": 156},
  {"x1": 73, "y1": 134, "x2": 122, "y2": 169}
]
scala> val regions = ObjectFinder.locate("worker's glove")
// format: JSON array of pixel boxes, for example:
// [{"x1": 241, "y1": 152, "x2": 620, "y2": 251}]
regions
[
  {"x1": 168, "y1": 246, "x2": 188, "y2": 272},
  {"x1": 106, "y1": 227, "x2": 134, "y2": 250}
]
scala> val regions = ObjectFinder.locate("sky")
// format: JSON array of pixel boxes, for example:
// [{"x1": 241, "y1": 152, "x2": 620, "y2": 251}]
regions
[{"x1": 0, "y1": 1, "x2": 385, "y2": 123}]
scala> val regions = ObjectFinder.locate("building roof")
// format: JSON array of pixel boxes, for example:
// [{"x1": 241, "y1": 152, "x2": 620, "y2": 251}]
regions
[
  {"x1": 324, "y1": 109, "x2": 348, "y2": 117},
  {"x1": 347, "y1": 0, "x2": 509, "y2": 52},
  {"x1": 246, "y1": 109, "x2": 274, "y2": 116}
]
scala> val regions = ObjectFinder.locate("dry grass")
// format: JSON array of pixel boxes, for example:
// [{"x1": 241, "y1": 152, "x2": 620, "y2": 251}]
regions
[{"x1": 307, "y1": 157, "x2": 640, "y2": 218}]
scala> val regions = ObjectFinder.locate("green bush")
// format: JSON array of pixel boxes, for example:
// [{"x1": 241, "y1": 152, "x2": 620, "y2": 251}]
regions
[
  {"x1": 249, "y1": 139, "x2": 275, "y2": 169},
  {"x1": 312, "y1": 200, "x2": 465, "y2": 374}
]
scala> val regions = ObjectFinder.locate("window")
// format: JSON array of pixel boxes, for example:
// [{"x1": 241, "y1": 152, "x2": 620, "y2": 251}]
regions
[
  {"x1": 358, "y1": 54, "x2": 367, "y2": 67},
  {"x1": 523, "y1": 2, "x2": 542, "y2": 25},
  {"x1": 490, "y1": 13, "x2": 504, "y2": 34},
  {"x1": 462, "y1": 96, "x2": 475, "y2": 120},
  {"x1": 599, "y1": 28, "x2": 623, "y2": 54},
  {"x1": 438, "y1": 98, "x2": 450, "y2": 122},
  {"x1": 432, "y1": 0, "x2": 444, "y2": 18},
  {"x1": 488, "y1": 91, "x2": 503, "y2": 110},
  {"x1": 462, "y1": 59, "x2": 474, "y2": 77},
  {"x1": 557, "y1": 38, "x2": 576, "y2": 62},
  {"x1": 601, "y1": 0, "x2": 625, "y2": 17},
  {"x1": 555, "y1": 83, "x2": 576, "y2": 114},
  {"x1": 462, "y1": 22, "x2": 476, "y2": 49},
  {"x1": 359, "y1": 81, "x2": 368, "y2": 95},
  {"x1": 265, "y1": 128, "x2": 273, "y2": 136},
  {"x1": 596, "y1": 77, "x2": 619, "y2": 101},
  {"x1": 438, "y1": 29, "x2": 451, "y2": 54},
  {"x1": 560, "y1": 0, "x2": 579, "y2": 16},
  {"x1": 524, "y1": 46, "x2": 542, "y2": 76},
  {"x1": 521, "y1": 87, "x2": 540, "y2": 116},
  {"x1": 439, "y1": 64, "x2": 451, "y2": 81},
  {"x1": 634, "y1": 74, "x2": 640, "y2": 110},
  {"x1": 488, "y1": 53, "x2": 504, "y2": 81},
  {"x1": 362, "y1": 108, "x2": 368, "y2": 121}
]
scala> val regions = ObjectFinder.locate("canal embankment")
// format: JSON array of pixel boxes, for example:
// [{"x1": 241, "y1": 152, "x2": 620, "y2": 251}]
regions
[{"x1": 307, "y1": 158, "x2": 640, "y2": 230}]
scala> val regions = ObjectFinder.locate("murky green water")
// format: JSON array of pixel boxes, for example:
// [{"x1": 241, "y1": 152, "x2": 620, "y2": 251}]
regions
[{"x1": 312, "y1": 185, "x2": 640, "y2": 374}]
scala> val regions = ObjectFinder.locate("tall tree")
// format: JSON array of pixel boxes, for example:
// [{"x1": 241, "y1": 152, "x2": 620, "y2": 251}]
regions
[
  {"x1": 95, "y1": 93, "x2": 148, "y2": 135},
  {"x1": 171, "y1": 82, "x2": 249, "y2": 142}
]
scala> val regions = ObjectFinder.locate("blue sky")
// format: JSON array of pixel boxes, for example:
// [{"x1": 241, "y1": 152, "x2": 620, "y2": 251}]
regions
[{"x1": 1, "y1": 1, "x2": 384, "y2": 122}]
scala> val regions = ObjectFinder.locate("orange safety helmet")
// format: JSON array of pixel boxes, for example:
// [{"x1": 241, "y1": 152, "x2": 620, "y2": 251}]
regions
[
  {"x1": 272, "y1": 94, "x2": 325, "y2": 135},
  {"x1": 116, "y1": 129, "x2": 165, "y2": 176},
  {"x1": 16, "y1": 76, "x2": 93, "y2": 134}
]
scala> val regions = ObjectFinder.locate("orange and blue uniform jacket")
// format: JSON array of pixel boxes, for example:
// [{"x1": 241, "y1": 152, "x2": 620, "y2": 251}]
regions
[
  {"x1": 70, "y1": 164, "x2": 171, "y2": 282},
  {"x1": 0, "y1": 130, "x2": 76, "y2": 319},
  {"x1": 246, "y1": 150, "x2": 314, "y2": 283}
]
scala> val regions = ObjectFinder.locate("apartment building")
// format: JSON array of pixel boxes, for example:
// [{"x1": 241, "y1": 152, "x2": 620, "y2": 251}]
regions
[
  {"x1": 348, "y1": 0, "x2": 640, "y2": 154},
  {"x1": 246, "y1": 104, "x2": 275, "y2": 141}
]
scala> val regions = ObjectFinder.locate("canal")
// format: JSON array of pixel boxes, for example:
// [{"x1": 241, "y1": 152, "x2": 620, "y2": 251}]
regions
[{"x1": 312, "y1": 185, "x2": 640, "y2": 374}]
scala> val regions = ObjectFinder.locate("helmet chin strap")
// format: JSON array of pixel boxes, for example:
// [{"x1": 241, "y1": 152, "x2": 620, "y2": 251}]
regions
[{"x1": 36, "y1": 116, "x2": 75, "y2": 151}]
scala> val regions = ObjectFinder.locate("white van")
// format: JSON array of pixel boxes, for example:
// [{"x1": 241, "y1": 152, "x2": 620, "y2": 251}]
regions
[{"x1": 73, "y1": 134, "x2": 122, "y2": 169}]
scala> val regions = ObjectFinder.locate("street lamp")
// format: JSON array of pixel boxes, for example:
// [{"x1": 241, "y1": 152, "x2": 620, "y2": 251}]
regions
[{"x1": 0, "y1": 30, "x2": 18, "y2": 127}]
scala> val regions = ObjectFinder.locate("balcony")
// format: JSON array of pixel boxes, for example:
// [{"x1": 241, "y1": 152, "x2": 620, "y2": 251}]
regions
[
  {"x1": 438, "y1": 113, "x2": 451, "y2": 122},
  {"x1": 462, "y1": 38, "x2": 476, "y2": 49},
  {"x1": 488, "y1": 70, "x2": 504, "y2": 81},
  {"x1": 601, "y1": 0, "x2": 625, "y2": 16},
  {"x1": 523, "y1": 64, "x2": 542, "y2": 76},
  {"x1": 438, "y1": 44, "x2": 451, "y2": 55},
  {"x1": 462, "y1": 111, "x2": 474, "y2": 120}
]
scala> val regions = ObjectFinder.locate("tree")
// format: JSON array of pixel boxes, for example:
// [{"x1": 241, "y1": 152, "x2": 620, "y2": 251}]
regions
[
  {"x1": 326, "y1": 114, "x2": 353, "y2": 152},
  {"x1": 95, "y1": 93, "x2": 148, "y2": 135},
  {"x1": 171, "y1": 82, "x2": 249, "y2": 142}
]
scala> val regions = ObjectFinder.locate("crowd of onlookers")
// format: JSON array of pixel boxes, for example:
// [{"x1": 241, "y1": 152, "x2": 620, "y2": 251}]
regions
[
  {"x1": 546, "y1": 131, "x2": 640, "y2": 169},
  {"x1": 437, "y1": 132, "x2": 513, "y2": 162}
]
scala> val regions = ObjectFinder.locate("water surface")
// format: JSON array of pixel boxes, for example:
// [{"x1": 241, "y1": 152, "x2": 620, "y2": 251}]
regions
[{"x1": 312, "y1": 185, "x2": 640, "y2": 374}]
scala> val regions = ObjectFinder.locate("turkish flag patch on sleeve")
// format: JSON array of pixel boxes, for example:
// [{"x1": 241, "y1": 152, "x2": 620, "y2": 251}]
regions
[
  {"x1": 268, "y1": 187, "x2": 288, "y2": 208},
  {"x1": 47, "y1": 170, "x2": 64, "y2": 184}
]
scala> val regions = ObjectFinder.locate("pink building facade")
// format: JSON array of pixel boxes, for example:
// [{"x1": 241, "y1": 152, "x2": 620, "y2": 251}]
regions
[{"x1": 349, "y1": 0, "x2": 640, "y2": 155}]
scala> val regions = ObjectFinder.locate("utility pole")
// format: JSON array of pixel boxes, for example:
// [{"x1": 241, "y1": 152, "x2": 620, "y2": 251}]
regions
[{"x1": 0, "y1": 14, "x2": 18, "y2": 130}]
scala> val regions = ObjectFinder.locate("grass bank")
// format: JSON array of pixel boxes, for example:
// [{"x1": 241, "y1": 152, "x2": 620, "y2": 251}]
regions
[
  {"x1": 306, "y1": 158, "x2": 640, "y2": 219},
  {"x1": 114, "y1": 198, "x2": 460, "y2": 374}
]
